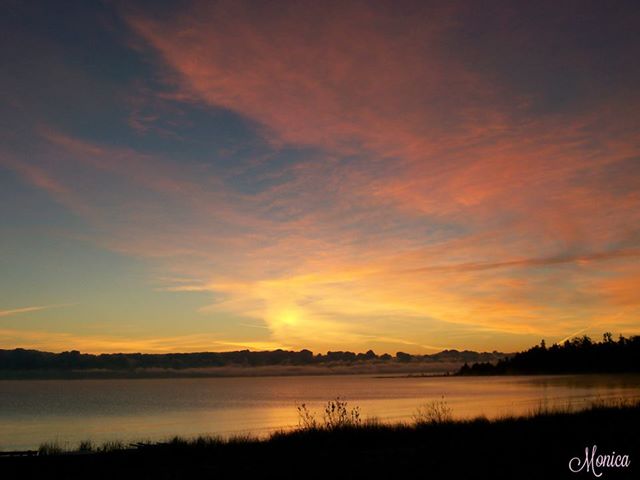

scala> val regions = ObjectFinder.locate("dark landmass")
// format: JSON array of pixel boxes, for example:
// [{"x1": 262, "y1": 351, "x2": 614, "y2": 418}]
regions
[
  {"x1": 0, "y1": 347, "x2": 506, "y2": 379},
  {"x1": 2, "y1": 402, "x2": 637, "y2": 480},
  {"x1": 459, "y1": 333, "x2": 640, "y2": 376}
]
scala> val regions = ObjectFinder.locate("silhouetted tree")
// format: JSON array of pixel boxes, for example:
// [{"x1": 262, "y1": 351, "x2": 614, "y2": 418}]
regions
[
  {"x1": 457, "y1": 334, "x2": 640, "y2": 376},
  {"x1": 396, "y1": 352, "x2": 412, "y2": 363}
]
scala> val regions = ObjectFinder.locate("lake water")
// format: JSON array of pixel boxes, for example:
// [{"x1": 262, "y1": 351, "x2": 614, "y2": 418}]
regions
[{"x1": 1, "y1": 373, "x2": 640, "y2": 451}]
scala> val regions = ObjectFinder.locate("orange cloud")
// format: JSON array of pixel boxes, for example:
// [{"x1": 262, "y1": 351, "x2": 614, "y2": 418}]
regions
[
  {"x1": 4, "y1": 1, "x2": 639, "y2": 353},
  {"x1": 401, "y1": 248, "x2": 640, "y2": 274},
  {"x1": 0, "y1": 328, "x2": 290, "y2": 354}
]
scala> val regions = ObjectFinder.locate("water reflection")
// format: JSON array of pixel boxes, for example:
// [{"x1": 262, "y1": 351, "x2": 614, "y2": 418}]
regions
[{"x1": 1, "y1": 374, "x2": 639, "y2": 450}]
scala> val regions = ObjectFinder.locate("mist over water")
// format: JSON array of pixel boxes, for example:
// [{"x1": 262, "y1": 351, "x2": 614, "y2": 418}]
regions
[{"x1": 2, "y1": 374, "x2": 640, "y2": 450}]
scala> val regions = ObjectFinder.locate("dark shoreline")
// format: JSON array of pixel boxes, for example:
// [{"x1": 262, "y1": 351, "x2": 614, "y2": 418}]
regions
[
  {"x1": 457, "y1": 334, "x2": 640, "y2": 377},
  {"x1": 2, "y1": 403, "x2": 638, "y2": 479}
]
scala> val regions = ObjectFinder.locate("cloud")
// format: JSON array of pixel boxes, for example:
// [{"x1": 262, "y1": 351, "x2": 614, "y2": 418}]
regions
[
  {"x1": 0, "y1": 304, "x2": 73, "y2": 318},
  {"x1": 122, "y1": 0, "x2": 640, "y2": 253},
  {"x1": 0, "y1": 328, "x2": 291, "y2": 353},
  {"x1": 401, "y1": 248, "x2": 640, "y2": 274},
  {"x1": 125, "y1": 1, "x2": 497, "y2": 160},
  {"x1": 2, "y1": 1, "x2": 639, "y2": 353}
]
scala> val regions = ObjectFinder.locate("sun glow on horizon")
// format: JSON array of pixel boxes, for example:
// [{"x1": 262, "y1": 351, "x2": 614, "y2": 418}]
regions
[{"x1": 1, "y1": 1, "x2": 639, "y2": 354}]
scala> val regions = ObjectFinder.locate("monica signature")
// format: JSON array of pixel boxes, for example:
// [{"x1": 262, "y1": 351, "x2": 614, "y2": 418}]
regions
[{"x1": 569, "y1": 445, "x2": 630, "y2": 478}]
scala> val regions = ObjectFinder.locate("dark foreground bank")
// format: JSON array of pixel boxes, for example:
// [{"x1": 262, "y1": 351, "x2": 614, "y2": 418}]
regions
[{"x1": 2, "y1": 404, "x2": 638, "y2": 480}]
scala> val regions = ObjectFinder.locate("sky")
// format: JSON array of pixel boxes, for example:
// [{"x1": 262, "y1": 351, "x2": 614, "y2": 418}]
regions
[{"x1": 1, "y1": 0, "x2": 639, "y2": 354}]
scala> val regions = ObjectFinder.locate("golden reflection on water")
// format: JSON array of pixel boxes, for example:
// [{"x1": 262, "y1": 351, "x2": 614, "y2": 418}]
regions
[{"x1": 1, "y1": 374, "x2": 639, "y2": 450}]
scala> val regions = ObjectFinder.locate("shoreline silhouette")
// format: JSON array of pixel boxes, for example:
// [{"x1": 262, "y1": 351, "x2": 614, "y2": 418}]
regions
[
  {"x1": 0, "y1": 347, "x2": 505, "y2": 380},
  {"x1": 2, "y1": 399, "x2": 638, "y2": 479},
  {"x1": 458, "y1": 334, "x2": 640, "y2": 376}
]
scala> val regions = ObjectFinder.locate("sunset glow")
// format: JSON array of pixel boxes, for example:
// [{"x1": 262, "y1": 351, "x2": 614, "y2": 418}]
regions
[{"x1": 1, "y1": 1, "x2": 639, "y2": 353}]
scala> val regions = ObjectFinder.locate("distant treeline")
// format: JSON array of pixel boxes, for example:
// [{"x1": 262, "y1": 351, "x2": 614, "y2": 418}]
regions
[
  {"x1": 458, "y1": 333, "x2": 640, "y2": 375},
  {"x1": 0, "y1": 348, "x2": 504, "y2": 371}
]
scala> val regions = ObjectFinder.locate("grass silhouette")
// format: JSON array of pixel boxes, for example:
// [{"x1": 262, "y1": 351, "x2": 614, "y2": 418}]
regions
[{"x1": 3, "y1": 397, "x2": 636, "y2": 479}]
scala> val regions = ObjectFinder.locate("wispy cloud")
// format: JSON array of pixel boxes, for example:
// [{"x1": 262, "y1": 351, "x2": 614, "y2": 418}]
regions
[
  {"x1": 0, "y1": 328, "x2": 289, "y2": 354},
  {"x1": 0, "y1": 304, "x2": 73, "y2": 318},
  {"x1": 401, "y1": 248, "x2": 640, "y2": 275},
  {"x1": 1, "y1": 1, "x2": 639, "y2": 353}
]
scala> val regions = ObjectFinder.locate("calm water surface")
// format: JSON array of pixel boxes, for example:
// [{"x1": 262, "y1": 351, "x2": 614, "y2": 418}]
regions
[{"x1": 1, "y1": 373, "x2": 639, "y2": 450}]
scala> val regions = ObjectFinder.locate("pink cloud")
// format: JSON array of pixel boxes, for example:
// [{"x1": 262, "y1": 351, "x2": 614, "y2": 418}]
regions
[{"x1": 5, "y1": 1, "x2": 639, "y2": 352}]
